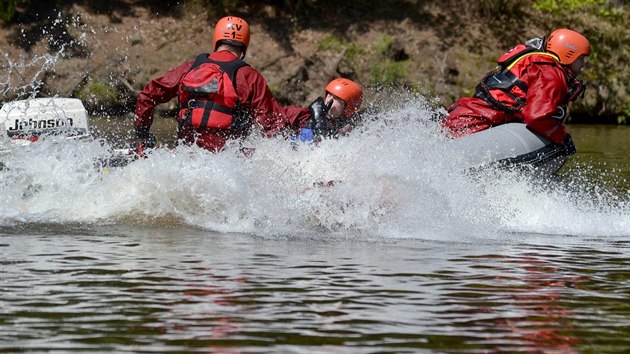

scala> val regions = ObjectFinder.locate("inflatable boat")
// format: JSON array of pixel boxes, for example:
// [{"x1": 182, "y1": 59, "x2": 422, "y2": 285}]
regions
[
  {"x1": 445, "y1": 123, "x2": 570, "y2": 176},
  {"x1": 1, "y1": 98, "x2": 569, "y2": 176}
]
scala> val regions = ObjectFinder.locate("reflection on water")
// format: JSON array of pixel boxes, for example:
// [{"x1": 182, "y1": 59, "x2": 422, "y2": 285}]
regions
[{"x1": 2, "y1": 226, "x2": 630, "y2": 352}]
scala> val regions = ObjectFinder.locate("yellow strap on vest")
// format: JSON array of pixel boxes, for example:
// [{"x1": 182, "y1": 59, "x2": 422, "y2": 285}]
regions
[{"x1": 506, "y1": 52, "x2": 560, "y2": 70}]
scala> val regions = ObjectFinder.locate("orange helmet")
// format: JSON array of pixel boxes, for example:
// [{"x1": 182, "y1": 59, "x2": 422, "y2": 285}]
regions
[
  {"x1": 325, "y1": 78, "x2": 363, "y2": 117},
  {"x1": 545, "y1": 28, "x2": 590, "y2": 65},
  {"x1": 213, "y1": 16, "x2": 250, "y2": 54}
]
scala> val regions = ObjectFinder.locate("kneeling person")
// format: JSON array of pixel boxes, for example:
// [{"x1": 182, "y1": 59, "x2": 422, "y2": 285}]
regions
[{"x1": 442, "y1": 28, "x2": 590, "y2": 157}]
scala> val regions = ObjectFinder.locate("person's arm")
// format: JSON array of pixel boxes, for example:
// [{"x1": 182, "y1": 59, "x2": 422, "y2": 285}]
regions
[
  {"x1": 281, "y1": 105, "x2": 311, "y2": 129},
  {"x1": 134, "y1": 61, "x2": 193, "y2": 137},
  {"x1": 236, "y1": 68, "x2": 311, "y2": 136},
  {"x1": 521, "y1": 64, "x2": 570, "y2": 144}
]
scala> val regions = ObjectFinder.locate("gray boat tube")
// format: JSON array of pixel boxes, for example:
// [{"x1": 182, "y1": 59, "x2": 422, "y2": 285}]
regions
[{"x1": 444, "y1": 123, "x2": 568, "y2": 175}]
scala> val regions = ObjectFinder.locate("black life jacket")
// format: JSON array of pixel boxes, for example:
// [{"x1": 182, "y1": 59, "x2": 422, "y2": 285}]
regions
[
  {"x1": 473, "y1": 44, "x2": 583, "y2": 114},
  {"x1": 474, "y1": 44, "x2": 550, "y2": 113}
]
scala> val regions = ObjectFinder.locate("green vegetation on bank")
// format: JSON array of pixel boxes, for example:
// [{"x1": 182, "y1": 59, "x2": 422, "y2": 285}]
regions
[
  {"x1": 317, "y1": 34, "x2": 365, "y2": 64},
  {"x1": 0, "y1": 0, "x2": 27, "y2": 22},
  {"x1": 368, "y1": 35, "x2": 409, "y2": 85},
  {"x1": 75, "y1": 80, "x2": 118, "y2": 112},
  {"x1": 534, "y1": 0, "x2": 604, "y2": 12},
  {"x1": 318, "y1": 34, "x2": 410, "y2": 85}
]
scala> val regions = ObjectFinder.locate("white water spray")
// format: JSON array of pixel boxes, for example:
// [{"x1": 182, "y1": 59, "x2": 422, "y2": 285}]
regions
[{"x1": 1, "y1": 92, "x2": 628, "y2": 240}]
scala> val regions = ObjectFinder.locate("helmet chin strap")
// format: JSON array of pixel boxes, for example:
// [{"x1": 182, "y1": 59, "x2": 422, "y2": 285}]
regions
[
  {"x1": 567, "y1": 76, "x2": 585, "y2": 102},
  {"x1": 324, "y1": 99, "x2": 333, "y2": 116}
]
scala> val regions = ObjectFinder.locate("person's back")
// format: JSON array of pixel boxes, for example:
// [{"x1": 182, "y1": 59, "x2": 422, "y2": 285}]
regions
[
  {"x1": 133, "y1": 16, "x2": 310, "y2": 153},
  {"x1": 442, "y1": 28, "x2": 590, "y2": 151}
]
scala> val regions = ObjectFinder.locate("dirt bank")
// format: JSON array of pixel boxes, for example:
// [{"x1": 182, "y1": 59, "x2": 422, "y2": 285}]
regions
[{"x1": 1, "y1": 1, "x2": 628, "y2": 123}]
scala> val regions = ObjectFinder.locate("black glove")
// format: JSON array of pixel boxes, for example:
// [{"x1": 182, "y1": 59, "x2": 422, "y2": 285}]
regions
[
  {"x1": 133, "y1": 127, "x2": 156, "y2": 157},
  {"x1": 559, "y1": 134, "x2": 576, "y2": 156},
  {"x1": 308, "y1": 96, "x2": 333, "y2": 135}
]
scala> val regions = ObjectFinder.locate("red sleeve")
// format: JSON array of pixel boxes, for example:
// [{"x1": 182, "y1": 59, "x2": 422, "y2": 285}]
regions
[
  {"x1": 235, "y1": 67, "x2": 310, "y2": 136},
  {"x1": 521, "y1": 64, "x2": 570, "y2": 144},
  {"x1": 282, "y1": 105, "x2": 311, "y2": 128},
  {"x1": 134, "y1": 61, "x2": 193, "y2": 132}
]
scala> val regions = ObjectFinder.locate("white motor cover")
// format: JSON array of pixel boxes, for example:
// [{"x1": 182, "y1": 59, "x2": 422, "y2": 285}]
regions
[{"x1": 0, "y1": 98, "x2": 90, "y2": 141}]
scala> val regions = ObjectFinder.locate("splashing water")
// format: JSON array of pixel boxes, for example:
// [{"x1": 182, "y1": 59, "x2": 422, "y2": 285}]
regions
[
  {"x1": 1, "y1": 93, "x2": 628, "y2": 240},
  {"x1": 1, "y1": 11, "x2": 81, "y2": 100},
  {"x1": 1, "y1": 51, "x2": 60, "y2": 100}
]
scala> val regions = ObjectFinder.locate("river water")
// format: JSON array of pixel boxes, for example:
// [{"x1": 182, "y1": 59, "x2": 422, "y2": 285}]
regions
[{"x1": 2, "y1": 100, "x2": 630, "y2": 353}]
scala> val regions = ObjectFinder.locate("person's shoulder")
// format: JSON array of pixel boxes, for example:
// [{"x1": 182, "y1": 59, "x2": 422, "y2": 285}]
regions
[
  {"x1": 237, "y1": 63, "x2": 265, "y2": 80},
  {"x1": 156, "y1": 59, "x2": 194, "y2": 81},
  {"x1": 170, "y1": 58, "x2": 195, "y2": 72},
  {"x1": 533, "y1": 61, "x2": 567, "y2": 77},
  {"x1": 526, "y1": 62, "x2": 569, "y2": 88}
]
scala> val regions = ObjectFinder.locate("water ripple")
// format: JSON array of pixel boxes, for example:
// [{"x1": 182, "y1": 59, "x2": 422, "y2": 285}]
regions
[{"x1": 2, "y1": 228, "x2": 630, "y2": 352}]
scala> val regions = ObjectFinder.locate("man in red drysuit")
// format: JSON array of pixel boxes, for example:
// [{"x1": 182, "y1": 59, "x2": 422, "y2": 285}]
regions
[
  {"x1": 442, "y1": 28, "x2": 590, "y2": 155},
  {"x1": 133, "y1": 16, "x2": 316, "y2": 153}
]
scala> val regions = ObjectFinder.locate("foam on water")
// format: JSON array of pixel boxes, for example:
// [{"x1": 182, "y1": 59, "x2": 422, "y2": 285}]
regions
[{"x1": 1, "y1": 94, "x2": 629, "y2": 240}]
